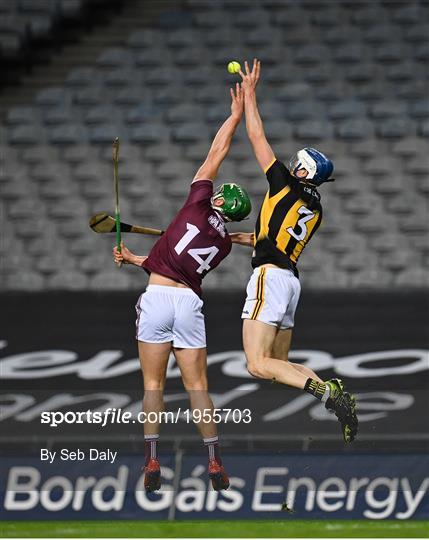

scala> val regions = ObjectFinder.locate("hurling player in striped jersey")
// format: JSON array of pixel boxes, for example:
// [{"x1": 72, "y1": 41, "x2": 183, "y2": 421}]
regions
[{"x1": 238, "y1": 59, "x2": 358, "y2": 444}]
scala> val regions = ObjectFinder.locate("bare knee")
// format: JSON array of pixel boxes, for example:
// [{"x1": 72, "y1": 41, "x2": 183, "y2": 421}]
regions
[
  {"x1": 183, "y1": 376, "x2": 208, "y2": 392},
  {"x1": 143, "y1": 379, "x2": 165, "y2": 392},
  {"x1": 247, "y1": 357, "x2": 269, "y2": 379}
]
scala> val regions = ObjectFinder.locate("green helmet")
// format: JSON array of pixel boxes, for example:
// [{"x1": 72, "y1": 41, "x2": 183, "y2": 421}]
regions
[{"x1": 211, "y1": 182, "x2": 252, "y2": 222}]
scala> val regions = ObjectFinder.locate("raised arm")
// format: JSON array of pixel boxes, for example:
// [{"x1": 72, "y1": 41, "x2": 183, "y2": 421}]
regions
[
  {"x1": 240, "y1": 59, "x2": 275, "y2": 173},
  {"x1": 193, "y1": 84, "x2": 244, "y2": 182}
]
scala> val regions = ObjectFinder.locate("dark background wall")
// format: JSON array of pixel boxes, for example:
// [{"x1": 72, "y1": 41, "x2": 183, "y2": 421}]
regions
[{"x1": 1, "y1": 290, "x2": 428, "y2": 453}]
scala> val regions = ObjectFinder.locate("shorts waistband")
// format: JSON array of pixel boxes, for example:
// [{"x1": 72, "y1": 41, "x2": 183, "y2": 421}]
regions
[
  {"x1": 254, "y1": 266, "x2": 296, "y2": 277},
  {"x1": 146, "y1": 284, "x2": 196, "y2": 296}
]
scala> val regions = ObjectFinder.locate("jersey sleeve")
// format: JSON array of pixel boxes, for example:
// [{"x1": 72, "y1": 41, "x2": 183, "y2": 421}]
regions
[
  {"x1": 184, "y1": 179, "x2": 213, "y2": 205},
  {"x1": 265, "y1": 159, "x2": 297, "y2": 196}
]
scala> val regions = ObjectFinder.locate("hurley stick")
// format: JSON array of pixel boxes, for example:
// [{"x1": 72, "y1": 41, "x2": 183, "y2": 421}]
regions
[
  {"x1": 112, "y1": 137, "x2": 122, "y2": 268},
  {"x1": 89, "y1": 212, "x2": 164, "y2": 236}
]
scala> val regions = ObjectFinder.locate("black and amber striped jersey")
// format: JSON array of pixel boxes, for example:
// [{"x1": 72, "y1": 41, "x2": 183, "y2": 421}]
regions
[{"x1": 252, "y1": 159, "x2": 323, "y2": 275}]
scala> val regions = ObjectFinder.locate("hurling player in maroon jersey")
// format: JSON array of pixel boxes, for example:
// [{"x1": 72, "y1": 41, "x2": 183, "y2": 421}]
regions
[{"x1": 113, "y1": 84, "x2": 252, "y2": 492}]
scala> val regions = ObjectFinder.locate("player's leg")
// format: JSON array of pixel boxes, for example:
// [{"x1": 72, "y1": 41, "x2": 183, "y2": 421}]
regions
[
  {"x1": 172, "y1": 290, "x2": 229, "y2": 490},
  {"x1": 243, "y1": 319, "x2": 309, "y2": 388},
  {"x1": 243, "y1": 268, "x2": 326, "y2": 389},
  {"x1": 173, "y1": 347, "x2": 216, "y2": 437},
  {"x1": 172, "y1": 291, "x2": 216, "y2": 440},
  {"x1": 139, "y1": 340, "x2": 170, "y2": 434},
  {"x1": 174, "y1": 346, "x2": 229, "y2": 491},
  {"x1": 243, "y1": 320, "x2": 357, "y2": 442},
  {"x1": 272, "y1": 328, "x2": 324, "y2": 383},
  {"x1": 135, "y1": 288, "x2": 176, "y2": 491},
  {"x1": 274, "y1": 316, "x2": 357, "y2": 442},
  {"x1": 242, "y1": 268, "x2": 358, "y2": 442},
  {"x1": 271, "y1": 326, "x2": 292, "y2": 359},
  {"x1": 138, "y1": 340, "x2": 171, "y2": 492}
]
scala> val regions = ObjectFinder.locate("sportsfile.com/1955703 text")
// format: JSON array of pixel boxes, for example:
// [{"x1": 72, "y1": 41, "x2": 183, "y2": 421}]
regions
[{"x1": 40, "y1": 408, "x2": 252, "y2": 428}]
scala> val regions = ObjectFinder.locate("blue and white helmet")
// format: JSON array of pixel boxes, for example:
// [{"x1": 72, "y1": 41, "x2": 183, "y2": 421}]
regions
[{"x1": 288, "y1": 147, "x2": 334, "y2": 186}]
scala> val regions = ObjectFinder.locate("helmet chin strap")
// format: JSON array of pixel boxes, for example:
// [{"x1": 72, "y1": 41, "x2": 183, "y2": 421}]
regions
[
  {"x1": 301, "y1": 180, "x2": 317, "y2": 187},
  {"x1": 211, "y1": 204, "x2": 229, "y2": 221},
  {"x1": 300, "y1": 177, "x2": 335, "y2": 187}
]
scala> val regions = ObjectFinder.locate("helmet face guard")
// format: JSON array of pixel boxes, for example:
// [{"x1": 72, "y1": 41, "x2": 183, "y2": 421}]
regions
[
  {"x1": 211, "y1": 183, "x2": 252, "y2": 222},
  {"x1": 288, "y1": 148, "x2": 334, "y2": 186}
]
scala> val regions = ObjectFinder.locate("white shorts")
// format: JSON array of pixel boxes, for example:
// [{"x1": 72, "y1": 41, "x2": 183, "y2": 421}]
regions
[
  {"x1": 241, "y1": 267, "x2": 301, "y2": 330},
  {"x1": 135, "y1": 285, "x2": 206, "y2": 348}
]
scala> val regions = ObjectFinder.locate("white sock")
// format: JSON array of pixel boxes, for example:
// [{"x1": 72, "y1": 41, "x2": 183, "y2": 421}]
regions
[{"x1": 321, "y1": 384, "x2": 330, "y2": 404}]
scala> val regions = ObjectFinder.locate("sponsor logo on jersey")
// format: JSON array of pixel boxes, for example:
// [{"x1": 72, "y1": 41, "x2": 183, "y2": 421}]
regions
[
  {"x1": 303, "y1": 185, "x2": 320, "y2": 199},
  {"x1": 208, "y1": 215, "x2": 226, "y2": 238}
]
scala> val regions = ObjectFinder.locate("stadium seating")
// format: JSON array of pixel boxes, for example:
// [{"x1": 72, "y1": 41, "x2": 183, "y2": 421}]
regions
[{"x1": 1, "y1": 0, "x2": 428, "y2": 290}]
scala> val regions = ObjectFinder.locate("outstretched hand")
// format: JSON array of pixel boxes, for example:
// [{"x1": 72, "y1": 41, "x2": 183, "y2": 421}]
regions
[
  {"x1": 239, "y1": 58, "x2": 261, "y2": 94},
  {"x1": 230, "y1": 82, "x2": 244, "y2": 120}
]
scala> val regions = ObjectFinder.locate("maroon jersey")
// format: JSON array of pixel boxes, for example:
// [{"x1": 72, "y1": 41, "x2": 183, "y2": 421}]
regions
[{"x1": 142, "y1": 180, "x2": 232, "y2": 297}]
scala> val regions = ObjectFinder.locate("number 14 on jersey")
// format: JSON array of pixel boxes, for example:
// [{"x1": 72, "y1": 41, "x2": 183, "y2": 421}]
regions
[{"x1": 174, "y1": 223, "x2": 220, "y2": 274}]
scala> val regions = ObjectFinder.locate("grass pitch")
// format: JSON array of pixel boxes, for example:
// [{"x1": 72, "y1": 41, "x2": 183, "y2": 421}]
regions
[{"x1": 1, "y1": 519, "x2": 428, "y2": 538}]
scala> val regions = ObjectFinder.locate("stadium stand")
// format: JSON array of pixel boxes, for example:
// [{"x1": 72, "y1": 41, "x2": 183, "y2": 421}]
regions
[{"x1": 0, "y1": 0, "x2": 428, "y2": 290}]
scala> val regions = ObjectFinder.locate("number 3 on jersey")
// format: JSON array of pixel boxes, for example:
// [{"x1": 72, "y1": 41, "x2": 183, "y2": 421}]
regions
[
  {"x1": 174, "y1": 223, "x2": 219, "y2": 274},
  {"x1": 287, "y1": 206, "x2": 315, "y2": 241}
]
